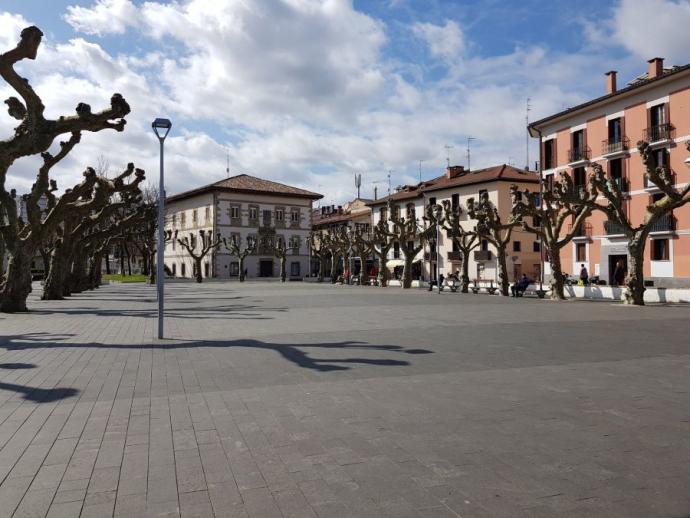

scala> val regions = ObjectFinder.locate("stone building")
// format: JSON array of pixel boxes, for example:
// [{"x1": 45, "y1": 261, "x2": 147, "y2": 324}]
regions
[{"x1": 164, "y1": 175, "x2": 322, "y2": 280}]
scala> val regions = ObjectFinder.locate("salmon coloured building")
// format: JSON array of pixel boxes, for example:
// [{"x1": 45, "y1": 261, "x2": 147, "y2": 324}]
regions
[{"x1": 528, "y1": 57, "x2": 690, "y2": 288}]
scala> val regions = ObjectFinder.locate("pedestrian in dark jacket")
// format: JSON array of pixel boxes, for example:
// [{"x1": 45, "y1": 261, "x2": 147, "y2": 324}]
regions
[
  {"x1": 613, "y1": 259, "x2": 626, "y2": 287},
  {"x1": 511, "y1": 274, "x2": 531, "y2": 297}
]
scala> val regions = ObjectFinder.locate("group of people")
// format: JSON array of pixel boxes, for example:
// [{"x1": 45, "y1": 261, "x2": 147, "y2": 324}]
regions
[{"x1": 578, "y1": 259, "x2": 626, "y2": 287}]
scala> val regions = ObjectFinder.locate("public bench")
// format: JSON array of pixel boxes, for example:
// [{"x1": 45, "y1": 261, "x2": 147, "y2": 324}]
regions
[
  {"x1": 515, "y1": 283, "x2": 550, "y2": 299},
  {"x1": 470, "y1": 279, "x2": 497, "y2": 295}
]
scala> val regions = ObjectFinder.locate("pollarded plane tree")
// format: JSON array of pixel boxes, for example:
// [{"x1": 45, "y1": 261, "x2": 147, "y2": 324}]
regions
[
  {"x1": 590, "y1": 140, "x2": 690, "y2": 305},
  {"x1": 41, "y1": 164, "x2": 145, "y2": 300},
  {"x1": 273, "y1": 235, "x2": 289, "y2": 282},
  {"x1": 466, "y1": 191, "x2": 518, "y2": 296},
  {"x1": 175, "y1": 229, "x2": 222, "y2": 283},
  {"x1": 223, "y1": 235, "x2": 256, "y2": 282},
  {"x1": 351, "y1": 226, "x2": 375, "y2": 286},
  {"x1": 369, "y1": 218, "x2": 394, "y2": 287},
  {"x1": 0, "y1": 26, "x2": 130, "y2": 312},
  {"x1": 307, "y1": 231, "x2": 326, "y2": 282},
  {"x1": 321, "y1": 228, "x2": 343, "y2": 284},
  {"x1": 510, "y1": 172, "x2": 599, "y2": 300},
  {"x1": 389, "y1": 212, "x2": 433, "y2": 289},
  {"x1": 127, "y1": 187, "x2": 164, "y2": 283},
  {"x1": 424, "y1": 200, "x2": 479, "y2": 293}
]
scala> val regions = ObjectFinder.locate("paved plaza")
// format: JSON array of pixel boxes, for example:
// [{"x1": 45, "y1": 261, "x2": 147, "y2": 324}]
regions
[{"x1": 0, "y1": 281, "x2": 689, "y2": 517}]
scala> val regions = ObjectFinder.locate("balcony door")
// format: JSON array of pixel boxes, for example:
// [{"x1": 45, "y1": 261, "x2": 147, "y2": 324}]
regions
[{"x1": 608, "y1": 118, "x2": 622, "y2": 143}]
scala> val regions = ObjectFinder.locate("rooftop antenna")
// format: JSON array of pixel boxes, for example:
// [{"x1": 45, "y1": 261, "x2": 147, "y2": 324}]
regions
[
  {"x1": 226, "y1": 148, "x2": 230, "y2": 178},
  {"x1": 525, "y1": 97, "x2": 531, "y2": 170},
  {"x1": 418, "y1": 160, "x2": 424, "y2": 182},
  {"x1": 466, "y1": 137, "x2": 476, "y2": 171},
  {"x1": 354, "y1": 173, "x2": 362, "y2": 199},
  {"x1": 387, "y1": 170, "x2": 392, "y2": 197},
  {"x1": 444, "y1": 145, "x2": 453, "y2": 168}
]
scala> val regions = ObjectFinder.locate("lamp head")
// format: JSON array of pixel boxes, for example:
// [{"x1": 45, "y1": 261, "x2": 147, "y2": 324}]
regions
[{"x1": 152, "y1": 118, "x2": 172, "y2": 140}]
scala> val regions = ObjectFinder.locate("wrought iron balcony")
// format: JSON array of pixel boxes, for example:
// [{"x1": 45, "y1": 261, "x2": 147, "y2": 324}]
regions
[
  {"x1": 604, "y1": 220, "x2": 626, "y2": 235},
  {"x1": 568, "y1": 147, "x2": 590, "y2": 163},
  {"x1": 474, "y1": 250, "x2": 492, "y2": 261},
  {"x1": 567, "y1": 222, "x2": 592, "y2": 239},
  {"x1": 447, "y1": 251, "x2": 463, "y2": 261},
  {"x1": 601, "y1": 137, "x2": 629, "y2": 155},
  {"x1": 649, "y1": 213, "x2": 675, "y2": 233},
  {"x1": 644, "y1": 123, "x2": 674, "y2": 143}
]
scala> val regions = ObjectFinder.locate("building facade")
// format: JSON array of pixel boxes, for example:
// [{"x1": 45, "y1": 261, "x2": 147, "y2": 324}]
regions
[
  {"x1": 529, "y1": 58, "x2": 690, "y2": 287},
  {"x1": 368, "y1": 164, "x2": 541, "y2": 284},
  {"x1": 164, "y1": 175, "x2": 322, "y2": 280}
]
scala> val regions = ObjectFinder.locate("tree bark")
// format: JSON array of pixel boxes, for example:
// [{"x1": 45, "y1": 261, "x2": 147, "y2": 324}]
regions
[
  {"x1": 625, "y1": 238, "x2": 646, "y2": 306},
  {"x1": 330, "y1": 253, "x2": 338, "y2": 284},
  {"x1": 194, "y1": 258, "x2": 203, "y2": 283},
  {"x1": 496, "y1": 247, "x2": 510, "y2": 296},
  {"x1": 378, "y1": 256, "x2": 389, "y2": 287},
  {"x1": 69, "y1": 252, "x2": 88, "y2": 293},
  {"x1": 42, "y1": 244, "x2": 68, "y2": 300},
  {"x1": 0, "y1": 244, "x2": 33, "y2": 312},
  {"x1": 317, "y1": 256, "x2": 325, "y2": 282},
  {"x1": 401, "y1": 255, "x2": 413, "y2": 289},
  {"x1": 239, "y1": 256, "x2": 246, "y2": 282},
  {"x1": 548, "y1": 244, "x2": 566, "y2": 300},
  {"x1": 460, "y1": 251, "x2": 470, "y2": 293}
]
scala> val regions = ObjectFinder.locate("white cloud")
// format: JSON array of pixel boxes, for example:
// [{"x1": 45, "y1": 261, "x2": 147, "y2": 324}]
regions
[
  {"x1": 412, "y1": 21, "x2": 464, "y2": 63},
  {"x1": 63, "y1": 0, "x2": 138, "y2": 36}
]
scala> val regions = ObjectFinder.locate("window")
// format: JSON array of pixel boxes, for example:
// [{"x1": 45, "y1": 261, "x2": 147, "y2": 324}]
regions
[
  {"x1": 651, "y1": 238, "x2": 669, "y2": 261},
  {"x1": 533, "y1": 241, "x2": 541, "y2": 253},
  {"x1": 230, "y1": 205, "x2": 240, "y2": 219},
  {"x1": 478, "y1": 189, "x2": 488, "y2": 199},
  {"x1": 230, "y1": 262, "x2": 239, "y2": 276},
  {"x1": 172, "y1": 214, "x2": 177, "y2": 226},
  {"x1": 451, "y1": 193, "x2": 460, "y2": 210},
  {"x1": 380, "y1": 207, "x2": 387, "y2": 221},
  {"x1": 263, "y1": 209, "x2": 272, "y2": 226},
  {"x1": 651, "y1": 148, "x2": 669, "y2": 169},
  {"x1": 391, "y1": 206, "x2": 400, "y2": 220},
  {"x1": 481, "y1": 239, "x2": 489, "y2": 251},
  {"x1": 204, "y1": 263, "x2": 209, "y2": 278},
  {"x1": 610, "y1": 158, "x2": 623, "y2": 179},
  {"x1": 513, "y1": 241, "x2": 521, "y2": 252},
  {"x1": 205, "y1": 207, "x2": 210, "y2": 223},
  {"x1": 393, "y1": 242, "x2": 400, "y2": 259},
  {"x1": 650, "y1": 103, "x2": 666, "y2": 127},
  {"x1": 576, "y1": 243, "x2": 586, "y2": 262},
  {"x1": 543, "y1": 139, "x2": 556, "y2": 169},
  {"x1": 249, "y1": 206, "x2": 258, "y2": 221},
  {"x1": 172, "y1": 263, "x2": 176, "y2": 276},
  {"x1": 290, "y1": 262, "x2": 301, "y2": 277},
  {"x1": 192, "y1": 209, "x2": 198, "y2": 224},
  {"x1": 571, "y1": 129, "x2": 586, "y2": 161},
  {"x1": 181, "y1": 213, "x2": 186, "y2": 227},
  {"x1": 230, "y1": 232, "x2": 240, "y2": 246},
  {"x1": 452, "y1": 240, "x2": 460, "y2": 252},
  {"x1": 532, "y1": 215, "x2": 542, "y2": 228},
  {"x1": 290, "y1": 210, "x2": 300, "y2": 224},
  {"x1": 276, "y1": 208, "x2": 284, "y2": 222},
  {"x1": 406, "y1": 203, "x2": 416, "y2": 220},
  {"x1": 573, "y1": 167, "x2": 586, "y2": 189},
  {"x1": 181, "y1": 263, "x2": 186, "y2": 277},
  {"x1": 406, "y1": 240, "x2": 414, "y2": 253},
  {"x1": 428, "y1": 197, "x2": 436, "y2": 206},
  {"x1": 608, "y1": 118, "x2": 622, "y2": 143}
]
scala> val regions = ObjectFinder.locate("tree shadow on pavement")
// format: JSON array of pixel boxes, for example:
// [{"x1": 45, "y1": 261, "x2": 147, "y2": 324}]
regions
[
  {"x1": 0, "y1": 361, "x2": 78, "y2": 403},
  {"x1": 1, "y1": 334, "x2": 432, "y2": 373}
]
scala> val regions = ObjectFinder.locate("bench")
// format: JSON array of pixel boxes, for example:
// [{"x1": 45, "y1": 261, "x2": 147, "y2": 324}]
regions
[
  {"x1": 471, "y1": 280, "x2": 497, "y2": 295},
  {"x1": 515, "y1": 284, "x2": 550, "y2": 299}
]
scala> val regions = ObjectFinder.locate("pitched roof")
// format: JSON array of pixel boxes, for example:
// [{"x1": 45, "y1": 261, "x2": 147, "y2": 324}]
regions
[
  {"x1": 166, "y1": 174, "x2": 323, "y2": 202},
  {"x1": 528, "y1": 62, "x2": 690, "y2": 136},
  {"x1": 367, "y1": 164, "x2": 538, "y2": 206}
]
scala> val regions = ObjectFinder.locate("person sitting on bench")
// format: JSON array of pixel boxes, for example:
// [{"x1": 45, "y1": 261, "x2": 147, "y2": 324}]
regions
[{"x1": 511, "y1": 274, "x2": 530, "y2": 297}]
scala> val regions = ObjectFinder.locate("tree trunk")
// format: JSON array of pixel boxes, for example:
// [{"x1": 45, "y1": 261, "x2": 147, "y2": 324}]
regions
[
  {"x1": 105, "y1": 249, "x2": 111, "y2": 274},
  {"x1": 359, "y1": 259, "x2": 369, "y2": 286},
  {"x1": 119, "y1": 244, "x2": 125, "y2": 275},
  {"x1": 378, "y1": 256, "x2": 389, "y2": 287},
  {"x1": 43, "y1": 245, "x2": 68, "y2": 300},
  {"x1": 625, "y1": 237, "x2": 646, "y2": 306},
  {"x1": 239, "y1": 256, "x2": 246, "y2": 282},
  {"x1": 496, "y1": 247, "x2": 510, "y2": 296},
  {"x1": 194, "y1": 258, "x2": 203, "y2": 283},
  {"x1": 125, "y1": 244, "x2": 132, "y2": 276},
  {"x1": 548, "y1": 244, "x2": 566, "y2": 300},
  {"x1": 0, "y1": 236, "x2": 5, "y2": 279},
  {"x1": 318, "y1": 256, "x2": 325, "y2": 282},
  {"x1": 149, "y1": 251, "x2": 156, "y2": 284},
  {"x1": 0, "y1": 244, "x2": 33, "y2": 312},
  {"x1": 401, "y1": 255, "x2": 413, "y2": 289},
  {"x1": 279, "y1": 256, "x2": 286, "y2": 282},
  {"x1": 69, "y1": 252, "x2": 88, "y2": 293},
  {"x1": 460, "y1": 250, "x2": 470, "y2": 293},
  {"x1": 330, "y1": 253, "x2": 338, "y2": 284}
]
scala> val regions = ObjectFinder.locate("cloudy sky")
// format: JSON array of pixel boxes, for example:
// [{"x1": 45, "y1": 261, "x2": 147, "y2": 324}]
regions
[{"x1": 1, "y1": 0, "x2": 689, "y2": 204}]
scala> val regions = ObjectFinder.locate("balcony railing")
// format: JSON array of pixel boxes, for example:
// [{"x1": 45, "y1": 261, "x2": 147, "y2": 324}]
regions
[
  {"x1": 447, "y1": 251, "x2": 463, "y2": 261},
  {"x1": 567, "y1": 222, "x2": 592, "y2": 239},
  {"x1": 604, "y1": 220, "x2": 627, "y2": 235},
  {"x1": 567, "y1": 184, "x2": 587, "y2": 197},
  {"x1": 650, "y1": 214, "x2": 675, "y2": 233},
  {"x1": 601, "y1": 137, "x2": 629, "y2": 155},
  {"x1": 609, "y1": 176, "x2": 628, "y2": 192},
  {"x1": 474, "y1": 250, "x2": 492, "y2": 261},
  {"x1": 644, "y1": 123, "x2": 674, "y2": 143},
  {"x1": 568, "y1": 147, "x2": 590, "y2": 163}
]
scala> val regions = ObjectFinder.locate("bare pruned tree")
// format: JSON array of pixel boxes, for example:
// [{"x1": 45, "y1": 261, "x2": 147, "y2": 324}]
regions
[
  {"x1": 369, "y1": 218, "x2": 394, "y2": 287},
  {"x1": 175, "y1": 229, "x2": 222, "y2": 283},
  {"x1": 307, "y1": 231, "x2": 326, "y2": 282},
  {"x1": 389, "y1": 213, "x2": 433, "y2": 289},
  {"x1": 223, "y1": 235, "x2": 256, "y2": 282}
]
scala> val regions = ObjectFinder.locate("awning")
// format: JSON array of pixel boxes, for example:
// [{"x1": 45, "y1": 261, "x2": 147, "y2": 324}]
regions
[{"x1": 386, "y1": 259, "x2": 405, "y2": 269}]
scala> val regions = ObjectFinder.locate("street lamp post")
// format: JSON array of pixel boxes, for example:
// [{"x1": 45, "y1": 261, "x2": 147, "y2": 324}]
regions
[{"x1": 152, "y1": 118, "x2": 172, "y2": 339}]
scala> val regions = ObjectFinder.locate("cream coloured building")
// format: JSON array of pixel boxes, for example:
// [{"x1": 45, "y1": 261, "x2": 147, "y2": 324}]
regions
[{"x1": 163, "y1": 175, "x2": 322, "y2": 279}]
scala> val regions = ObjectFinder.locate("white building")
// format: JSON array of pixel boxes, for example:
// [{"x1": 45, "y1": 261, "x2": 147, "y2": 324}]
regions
[{"x1": 164, "y1": 174, "x2": 322, "y2": 280}]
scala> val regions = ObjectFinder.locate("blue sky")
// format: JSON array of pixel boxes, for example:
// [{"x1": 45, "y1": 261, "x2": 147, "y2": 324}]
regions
[{"x1": 1, "y1": 0, "x2": 688, "y2": 203}]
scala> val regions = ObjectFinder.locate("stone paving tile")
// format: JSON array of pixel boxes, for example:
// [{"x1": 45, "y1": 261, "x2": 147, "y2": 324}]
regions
[{"x1": 2, "y1": 281, "x2": 690, "y2": 517}]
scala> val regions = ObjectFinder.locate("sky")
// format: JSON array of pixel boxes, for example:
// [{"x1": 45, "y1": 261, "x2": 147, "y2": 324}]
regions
[{"x1": 1, "y1": 0, "x2": 690, "y2": 205}]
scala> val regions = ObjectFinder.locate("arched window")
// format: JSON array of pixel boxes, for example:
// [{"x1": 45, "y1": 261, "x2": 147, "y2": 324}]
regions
[{"x1": 181, "y1": 263, "x2": 186, "y2": 277}]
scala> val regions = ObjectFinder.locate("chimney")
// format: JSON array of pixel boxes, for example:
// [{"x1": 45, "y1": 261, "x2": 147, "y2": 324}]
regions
[
  {"x1": 373, "y1": 186, "x2": 378, "y2": 200},
  {"x1": 605, "y1": 70, "x2": 617, "y2": 94},
  {"x1": 446, "y1": 165, "x2": 465, "y2": 179},
  {"x1": 648, "y1": 57, "x2": 664, "y2": 79}
]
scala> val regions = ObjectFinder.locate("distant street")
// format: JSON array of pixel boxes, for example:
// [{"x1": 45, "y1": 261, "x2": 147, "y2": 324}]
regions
[{"x1": 1, "y1": 282, "x2": 689, "y2": 517}]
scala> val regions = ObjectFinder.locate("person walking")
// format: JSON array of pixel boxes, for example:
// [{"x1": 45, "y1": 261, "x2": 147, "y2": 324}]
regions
[{"x1": 579, "y1": 264, "x2": 589, "y2": 286}]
